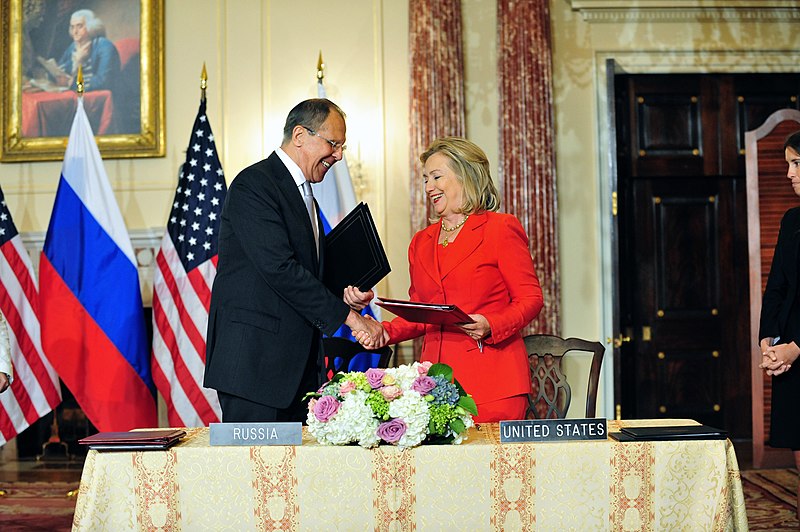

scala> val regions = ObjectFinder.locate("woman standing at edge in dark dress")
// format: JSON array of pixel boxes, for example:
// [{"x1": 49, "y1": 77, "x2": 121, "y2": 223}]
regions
[{"x1": 759, "y1": 129, "x2": 800, "y2": 519}]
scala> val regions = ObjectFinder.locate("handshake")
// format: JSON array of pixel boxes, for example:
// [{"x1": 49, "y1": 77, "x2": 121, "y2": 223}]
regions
[{"x1": 342, "y1": 286, "x2": 389, "y2": 350}]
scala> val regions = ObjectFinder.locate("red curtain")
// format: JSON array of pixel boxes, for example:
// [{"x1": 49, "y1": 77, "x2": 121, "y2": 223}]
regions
[
  {"x1": 497, "y1": 0, "x2": 560, "y2": 335},
  {"x1": 408, "y1": 0, "x2": 466, "y2": 233}
]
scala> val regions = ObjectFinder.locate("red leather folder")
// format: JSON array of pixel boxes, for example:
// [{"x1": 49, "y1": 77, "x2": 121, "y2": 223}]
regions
[
  {"x1": 79, "y1": 429, "x2": 186, "y2": 451},
  {"x1": 375, "y1": 298, "x2": 474, "y2": 325}
]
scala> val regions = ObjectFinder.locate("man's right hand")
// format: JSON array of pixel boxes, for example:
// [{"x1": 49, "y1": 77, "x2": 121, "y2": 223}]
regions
[{"x1": 345, "y1": 311, "x2": 388, "y2": 349}]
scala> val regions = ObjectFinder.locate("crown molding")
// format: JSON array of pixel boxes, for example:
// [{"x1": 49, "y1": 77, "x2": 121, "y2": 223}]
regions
[{"x1": 568, "y1": 1, "x2": 800, "y2": 22}]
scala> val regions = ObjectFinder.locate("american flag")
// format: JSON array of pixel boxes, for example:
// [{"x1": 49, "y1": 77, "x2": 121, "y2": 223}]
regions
[
  {"x1": 0, "y1": 187, "x2": 61, "y2": 445},
  {"x1": 151, "y1": 98, "x2": 226, "y2": 426}
]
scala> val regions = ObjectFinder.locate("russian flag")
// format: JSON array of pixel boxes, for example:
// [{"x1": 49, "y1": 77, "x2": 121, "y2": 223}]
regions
[
  {"x1": 39, "y1": 98, "x2": 156, "y2": 431},
  {"x1": 315, "y1": 80, "x2": 383, "y2": 371}
]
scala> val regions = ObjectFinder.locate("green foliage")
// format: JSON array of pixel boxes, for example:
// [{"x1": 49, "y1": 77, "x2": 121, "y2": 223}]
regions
[
  {"x1": 427, "y1": 363, "x2": 453, "y2": 382},
  {"x1": 458, "y1": 396, "x2": 478, "y2": 416}
]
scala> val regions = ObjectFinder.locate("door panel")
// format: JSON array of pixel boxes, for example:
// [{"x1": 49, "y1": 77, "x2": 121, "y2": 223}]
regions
[{"x1": 616, "y1": 73, "x2": 799, "y2": 439}]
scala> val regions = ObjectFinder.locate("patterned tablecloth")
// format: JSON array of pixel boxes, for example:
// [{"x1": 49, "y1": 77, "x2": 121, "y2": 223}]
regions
[{"x1": 72, "y1": 419, "x2": 747, "y2": 531}]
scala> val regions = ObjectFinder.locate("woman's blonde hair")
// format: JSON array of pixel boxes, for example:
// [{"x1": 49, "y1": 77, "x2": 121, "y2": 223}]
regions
[{"x1": 420, "y1": 136, "x2": 500, "y2": 219}]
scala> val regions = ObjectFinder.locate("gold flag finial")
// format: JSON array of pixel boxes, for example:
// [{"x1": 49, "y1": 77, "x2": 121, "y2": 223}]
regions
[
  {"x1": 201, "y1": 63, "x2": 208, "y2": 101},
  {"x1": 76, "y1": 65, "x2": 84, "y2": 95},
  {"x1": 316, "y1": 51, "x2": 324, "y2": 81}
]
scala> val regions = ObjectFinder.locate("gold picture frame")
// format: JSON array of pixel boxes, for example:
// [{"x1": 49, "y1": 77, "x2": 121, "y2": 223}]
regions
[{"x1": 0, "y1": 0, "x2": 164, "y2": 161}]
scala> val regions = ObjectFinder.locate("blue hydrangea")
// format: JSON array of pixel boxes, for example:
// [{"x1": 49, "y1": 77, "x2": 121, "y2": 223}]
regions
[
  {"x1": 429, "y1": 375, "x2": 460, "y2": 406},
  {"x1": 321, "y1": 382, "x2": 341, "y2": 397}
]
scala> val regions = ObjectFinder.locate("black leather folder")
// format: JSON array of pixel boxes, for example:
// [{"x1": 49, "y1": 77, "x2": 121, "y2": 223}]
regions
[
  {"x1": 613, "y1": 424, "x2": 727, "y2": 441},
  {"x1": 375, "y1": 297, "x2": 475, "y2": 325},
  {"x1": 323, "y1": 202, "x2": 391, "y2": 297}
]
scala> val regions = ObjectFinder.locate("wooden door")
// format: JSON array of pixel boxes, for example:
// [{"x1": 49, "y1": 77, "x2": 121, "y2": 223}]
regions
[{"x1": 616, "y1": 73, "x2": 800, "y2": 440}]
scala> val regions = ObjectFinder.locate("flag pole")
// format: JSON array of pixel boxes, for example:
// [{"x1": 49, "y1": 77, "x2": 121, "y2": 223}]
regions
[
  {"x1": 201, "y1": 63, "x2": 208, "y2": 103},
  {"x1": 76, "y1": 65, "x2": 84, "y2": 97},
  {"x1": 317, "y1": 51, "x2": 324, "y2": 82}
]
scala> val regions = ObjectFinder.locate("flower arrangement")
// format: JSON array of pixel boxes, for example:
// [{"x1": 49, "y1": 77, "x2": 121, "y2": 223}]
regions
[{"x1": 305, "y1": 361, "x2": 478, "y2": 450}]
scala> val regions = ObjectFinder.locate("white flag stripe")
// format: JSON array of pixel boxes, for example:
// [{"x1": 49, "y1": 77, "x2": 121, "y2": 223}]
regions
[
  {"x1": 0, "y1": 388, "x2": 25, "y2": 435},
  {"x1": 153, "y1": 262, "x2": 207, "y2": 373},
  {"x1": 153, "y1": 267, "x2": 208, "y2": 380},
  {"x1": 4, "y1": 319, "x2": 51, "y2": 416},
  {"x1": 157, "y1": 235, "x2": 210, "y2": 338},
  {"x1": 152, "y1": 330, "x2": 198, "y2": 426},
  {"x1": 0, "y1": 252, "x2": 48, "y2": 366},
  {"x1": 0, "y1": 248, "x2": 60, "y2": 401},
  {"x1": 60, "y1": 104, "x2": 136, "y2": 264},
  {"x1": 0, "y1": 216, "x2": 60, "y2": 445},
  {"x1": 152, "y1": 99, "x2": 224, "y2": 426}
]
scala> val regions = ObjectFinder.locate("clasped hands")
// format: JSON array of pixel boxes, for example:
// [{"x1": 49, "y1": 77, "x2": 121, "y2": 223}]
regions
[
  {"x1": 759, "y1": 337, "x2": 800, "y2": 376},
  {"x1": 342, "y1": 286, "x2": 492, "y2": 350}
]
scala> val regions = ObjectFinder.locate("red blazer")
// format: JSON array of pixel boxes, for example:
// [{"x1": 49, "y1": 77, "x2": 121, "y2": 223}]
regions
[{"x1": 384, "y1": 211, "x2": 544, "y2": 405}]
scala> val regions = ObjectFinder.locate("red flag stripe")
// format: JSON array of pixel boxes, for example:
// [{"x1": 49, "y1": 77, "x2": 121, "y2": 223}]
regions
[
  {"x1": 3, "y1": 238, "x2": 40, "y2": 313},
  {"x1": 152, "y1": 291, "x2": 218, "y2": 424},
  {"x1": 155, "y1": 250, "x2": 207, "y2": 362},
  {"x1": 0, "y1": 280, "x2": 61, "y2": 407},
  {"x1": 0, "y1": 391, "x2": 22, "y2": 442},
  {"x1": 187, "y1": 260, "x2": 213, "y2": 310},
  {"x1": 157, "y1": 235, "x2": 211, "y2": 332},
  {"x1": 150, "y1": 352, "x2": 188, "y2": 427},
  {"x1": 0, "y1": 250, "x2": 62, "y2": 405},
  {"x1": 0, "y1": 234, "x2": 61, "y2": 445}
]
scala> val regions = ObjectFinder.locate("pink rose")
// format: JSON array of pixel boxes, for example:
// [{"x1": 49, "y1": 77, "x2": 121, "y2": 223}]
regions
[
  {"x1": 417, "y1": 361, "x2": 433, "y2": 375},
  {"x1": 377, "y1": 418, "x2": 407, "y2": 443},
  {"x1": 339, "y1": 381, "x2": 356, "y2": 395},
  {"x1": 380, "y1": 385, "x2": 403, "y2": 401},
  {"x1": 365, "y1": 368, "x2": 386, "y2": 389},
  {"x1": 307, "y1": 398, "x2": 318, "y2": 412},
  {"x1": 313, "y1": 395, "x2": 340, "y2": 422},
  {"x1": 412, "y1": 376, "x2": 436, "y2": 395}
]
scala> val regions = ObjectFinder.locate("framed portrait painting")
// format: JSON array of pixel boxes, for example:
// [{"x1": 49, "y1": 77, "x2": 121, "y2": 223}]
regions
[{"x1": 0, "y1": 0, "x2": 164, "y2": 161}]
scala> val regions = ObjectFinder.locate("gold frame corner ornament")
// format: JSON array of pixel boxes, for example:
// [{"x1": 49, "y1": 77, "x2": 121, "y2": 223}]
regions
[{"x1": 0, "y1": 0, "x2": 165, "y2": 162}]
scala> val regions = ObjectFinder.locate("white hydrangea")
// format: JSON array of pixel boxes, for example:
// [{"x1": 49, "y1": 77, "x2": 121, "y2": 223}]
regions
[
  {"x1": 307, "y1": 390, "x2": 380, "y2": 448},
  {"x1": 387, "y1": 390, "x2": 430, "y2": 449},
  {"x1": 384, "y1": 362, "x2": 422, "y2": 390}
]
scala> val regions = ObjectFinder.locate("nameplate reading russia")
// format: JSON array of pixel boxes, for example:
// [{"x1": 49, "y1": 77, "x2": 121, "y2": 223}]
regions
[
  {"x1": 499, "y1": 418, "x2": 607, "y2": 443},
  {"x1": 209, "y1": 422, "x2": 302, "y2": 446}
]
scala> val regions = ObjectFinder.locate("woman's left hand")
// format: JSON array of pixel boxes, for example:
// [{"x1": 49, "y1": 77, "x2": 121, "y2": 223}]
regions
[{"x1": 458, "y1": 314, "x2": 491, "y2": 341}]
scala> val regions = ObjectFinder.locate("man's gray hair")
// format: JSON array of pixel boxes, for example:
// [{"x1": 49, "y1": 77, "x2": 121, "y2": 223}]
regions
[{"x1": 71, "y1": 9, "x2": 106, "y2": 39}]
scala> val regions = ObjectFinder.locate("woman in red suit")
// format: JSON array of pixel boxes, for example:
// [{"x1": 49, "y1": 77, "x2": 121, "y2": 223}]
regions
[{"x1": 352, "y1": 137, "x2": 544, "y2": 422}]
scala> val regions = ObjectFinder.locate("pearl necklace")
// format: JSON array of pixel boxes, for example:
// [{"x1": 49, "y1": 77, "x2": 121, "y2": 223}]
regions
[{"x1": 440, "y1": 215, "x2": 468, "y2": 248}]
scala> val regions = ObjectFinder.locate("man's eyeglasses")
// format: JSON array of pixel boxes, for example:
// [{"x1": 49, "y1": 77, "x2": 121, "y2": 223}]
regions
[{"x1": 303, "y1": 126, "x2": 346, "y2": 152}]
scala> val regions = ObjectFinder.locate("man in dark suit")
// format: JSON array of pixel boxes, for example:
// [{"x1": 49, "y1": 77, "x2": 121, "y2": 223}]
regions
[{"x1": 204, "y1": 98, "x2": 382, "y2": 422}]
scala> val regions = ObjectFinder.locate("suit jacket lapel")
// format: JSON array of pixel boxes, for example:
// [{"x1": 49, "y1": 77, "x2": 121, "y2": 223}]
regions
[
  {"x1": 416, "y1": 224, "x2": 442, "y2": 287},
  {"x1": 438, "y1": 213, "x2": 486, "y2": 279},
  {"x1": 266, "y1": 152, "x2": 320, "y2": 274}
]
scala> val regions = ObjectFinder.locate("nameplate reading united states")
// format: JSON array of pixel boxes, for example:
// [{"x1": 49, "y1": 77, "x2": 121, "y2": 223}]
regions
[
  {"x1": 499, "y1": 418, "x2": 607, "y2": 443},
  {"x1": 209, "y1": 422, "x2": 302, "y2": 446}
]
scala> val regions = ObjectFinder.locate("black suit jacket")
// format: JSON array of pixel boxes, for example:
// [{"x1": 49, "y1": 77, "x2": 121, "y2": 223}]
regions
[
  {"x1": 204, "y1": 152, "x2": 349, "y2": 409},
  {"x1": 760, "y1": 206, "x2": 800, "y2": 344}
]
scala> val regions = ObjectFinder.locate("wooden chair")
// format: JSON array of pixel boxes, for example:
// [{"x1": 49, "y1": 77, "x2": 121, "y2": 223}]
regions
[
  {"x1": 322, "y1": 337, "x2": 393, "y2": 379},
  {"x1": 523, "y1": 334, "x2": 605, "y2": 419}
]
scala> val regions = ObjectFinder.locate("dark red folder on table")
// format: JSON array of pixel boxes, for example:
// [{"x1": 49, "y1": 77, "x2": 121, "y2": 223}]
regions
[
  {"x1": 375, "y1": 298, "x2": 474, "y2": 325},
  {"x1": 79, "y1": 429, "x2": 186, "y2": 451}
]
